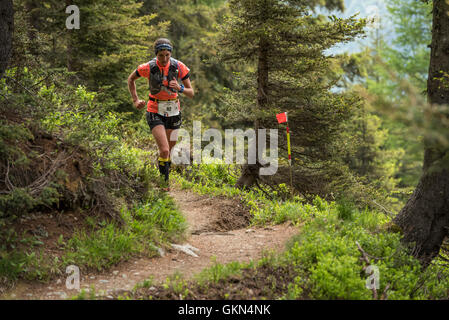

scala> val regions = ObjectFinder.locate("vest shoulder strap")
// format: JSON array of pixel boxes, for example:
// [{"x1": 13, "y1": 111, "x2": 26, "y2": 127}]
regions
[
  {"x1": 169, "y1": 58, "x2": 179, "y2": 71},
  {"x1": 149, "y1": 58, "x2": 179, "y2": 73},
  {"x1": 149, "y1": 58, "x2": 159, "y2": 74}
]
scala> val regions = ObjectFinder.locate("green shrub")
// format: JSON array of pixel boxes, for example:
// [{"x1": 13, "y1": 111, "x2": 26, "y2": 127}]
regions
[
  {"x1": 336, "y1": 198, "x2": 355, "y2": 221},
  {"x1": 0, "y1": 121, "x2": 33, "y2": 163},
  {"x1": 309, "y1": 252, "x2": 370, "y2": 299},
  {"x1": 0, "y1": 188, "x2": 35, "y2": 219}
]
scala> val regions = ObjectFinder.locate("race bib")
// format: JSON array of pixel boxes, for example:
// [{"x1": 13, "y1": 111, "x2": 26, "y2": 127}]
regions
[{"x1": 157, "y1": 100, "x2": 180, "y2": 117}]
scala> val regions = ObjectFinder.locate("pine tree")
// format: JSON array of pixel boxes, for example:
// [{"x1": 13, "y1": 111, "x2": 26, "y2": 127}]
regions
[{"x1": 215, "y1": 0, "x2": 366, "y2": 194}]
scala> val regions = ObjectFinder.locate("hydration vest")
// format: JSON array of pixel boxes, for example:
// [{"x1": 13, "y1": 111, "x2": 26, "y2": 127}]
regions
[{"x1": 148, "y1": 57, "x2": 179, "y2": 95}]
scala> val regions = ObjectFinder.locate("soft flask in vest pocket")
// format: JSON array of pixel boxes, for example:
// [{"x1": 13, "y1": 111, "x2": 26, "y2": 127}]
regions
[
  {"x1": 149, "y1": 71, "x2": 163, "y2": 95},
  {"x1": 148, "y1": 57, "x2": 179, "y2": 95}
]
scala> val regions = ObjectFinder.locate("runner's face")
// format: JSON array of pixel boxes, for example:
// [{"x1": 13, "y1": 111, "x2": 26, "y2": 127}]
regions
[{"x1": 157, "y1": 50, "x2": 171, "y2": 66}]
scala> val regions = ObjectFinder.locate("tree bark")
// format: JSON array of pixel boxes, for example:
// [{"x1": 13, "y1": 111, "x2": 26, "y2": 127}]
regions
[
  {"x1": 0, "y1": 0, "x2": 14, "y2": 80},
  {"x1": 235, "y1": 36, "x2": 268, "y2": 189},
  {"x1": 393, "y1": 0, "x2": 449, "y2": 266}
]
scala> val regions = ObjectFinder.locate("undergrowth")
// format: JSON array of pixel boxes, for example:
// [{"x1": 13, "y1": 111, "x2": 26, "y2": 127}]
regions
[{"x1": 132, "y1": 162, "x2": 449, "y2": 300}]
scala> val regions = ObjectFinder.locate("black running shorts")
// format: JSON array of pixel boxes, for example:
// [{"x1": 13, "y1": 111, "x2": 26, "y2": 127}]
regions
[{"x1": 146, "y1": 111, "x2": 182, "y2": 130}]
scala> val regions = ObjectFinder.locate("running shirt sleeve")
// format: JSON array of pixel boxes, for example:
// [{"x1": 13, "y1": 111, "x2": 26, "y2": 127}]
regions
[
  {"x1": 177, "y1": 61, "x2": 190, "y2": 81},
  {"x1": 136, "y1": 63, "x2": 150, "y2": 78}
]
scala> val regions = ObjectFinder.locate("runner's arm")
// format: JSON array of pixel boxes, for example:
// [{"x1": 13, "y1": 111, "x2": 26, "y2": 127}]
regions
[
  {"x1": 128, "y1": 71, "x2": 146, "y2": 109},
  {"x1": 181, "y1": 78, "x2": 194, "y2": 99},
  {"x1": 168, "y1": 77, "x2": 194, "y2": 99}
]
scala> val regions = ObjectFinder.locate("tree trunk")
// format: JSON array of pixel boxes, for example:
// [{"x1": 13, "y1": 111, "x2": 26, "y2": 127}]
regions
[
  {"x1": 0, "y1": 0, "x2": 14, "y2": 80},
  {"x1": 393, "y1": 0, "x2": 449, "y2": 266},
  {"x1": 235, "y1": 37, "x2": 268, "y2": 189}
]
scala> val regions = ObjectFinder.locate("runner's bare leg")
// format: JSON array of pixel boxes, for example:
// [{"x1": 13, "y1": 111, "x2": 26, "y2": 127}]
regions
[
  {"x1": 152, "y1": 125, "x2": 170, "y2": 159},
  {"x1": 166, "y1": 128, "x2": 179, "y2": 156}
]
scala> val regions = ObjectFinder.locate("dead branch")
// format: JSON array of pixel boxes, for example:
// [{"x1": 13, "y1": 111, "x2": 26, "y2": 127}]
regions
[
  {"x1": 5, "y1": 160, "x2": 15, "y2": 191},
  {"x1": 356, "y1": 241, "x2": 371, "y2": 265},
  {"x1": 27, "y1": 151, "x2": 74, "y2": 196},
  {"x1": 3, "y1": 75, "x2": 41, "y2": 106},
  {"x1": 371, "y1": 200, "x2": 395, "y2": 219},
  {"x1": 355, "y1": 241, "x2": 378, "y2": 300},
  {"x1": 380, "y1": 283, "x2": 391, "y2": 300}
]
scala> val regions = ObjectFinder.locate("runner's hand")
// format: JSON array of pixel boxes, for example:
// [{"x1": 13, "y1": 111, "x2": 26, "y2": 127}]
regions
[
  {"x1": 134, "y1": 99, "x2": 146, "y2": 109},
  {"x1": 168, "y1": 80, "x2": 181, "y2": 91}
]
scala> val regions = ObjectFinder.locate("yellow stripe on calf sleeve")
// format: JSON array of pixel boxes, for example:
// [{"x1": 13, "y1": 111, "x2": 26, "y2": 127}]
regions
[{"x1": 158, "y1": 157, "x2": 170, "y2": 165}]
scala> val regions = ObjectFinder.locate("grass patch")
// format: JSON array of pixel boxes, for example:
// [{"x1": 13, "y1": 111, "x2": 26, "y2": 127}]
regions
[
  {"x1": 194, "y1": 257, "x2": 249, "y2": 286},
  {"x1": 60, "y1": 190, "x2": 187, "y2": 272}
]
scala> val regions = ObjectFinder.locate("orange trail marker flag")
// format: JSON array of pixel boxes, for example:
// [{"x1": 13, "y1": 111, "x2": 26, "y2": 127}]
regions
[
  {"x1": 276, "y1": 112, "x2": 293, "y2": 196},
  {"x1": 276, "y1": 112, "x2": 292, "y2": 165},
  {"x1": 276, "y1": 112, "x2": 287, "y2": 124}
]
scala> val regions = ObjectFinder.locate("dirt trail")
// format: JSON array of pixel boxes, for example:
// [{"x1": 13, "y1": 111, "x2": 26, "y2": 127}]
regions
[{"x1": 1, "y1": 187, "x2": 298, "y2": 300}]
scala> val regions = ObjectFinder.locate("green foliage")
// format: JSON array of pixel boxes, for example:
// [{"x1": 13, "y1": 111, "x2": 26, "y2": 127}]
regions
[
  {"x1": 0, "y1": 121, "x2": 33, "y2": 163},
  {"x1": 63, "y1": 222, "x2": 138, "y2": 271},
  {"x1": 161, "y1": 272, "x2": 190, "y2": 298},
  {"x1": 128, "y1": 190, "x2": 188, "y2": 242},
  {"x1": 338, "y1": 91, "x2": 402, "y2": 192},
  {"x1": 375, "y1": 0, "x2": 432, "y2": 191},
  {"x1": 336, "y1": 197, "x2": 355, "y2": 221},
  {"x1": 182, "y1": 161, "x2": 239, "y2": 188},
  {"x1": 0, "y1": 246, "x2": 61, "y2": 282},
  {"x1": 0, "y1": 188, "x2": 35, "y2": 220},
  {"x1": 71, "y1": 286, "x2": 97, "y2": 300},
  {"x1": 134, "y1": 276, "x2": 154, "y2": 290},
  {"x1": 253, "y1": 198, "x2": 318, "y2": 225},
  {"x1": 195, "y1": 257, "x2": 247, "y2": 285},
  {"x1": 0, "y1": 189, "x2": 187, "y2": 282},
  {"x1": 40, "y1": 85, "x2": 120, "y2": 145},
  {"x1": 382, "y1": 0, "x2": 432, "y2": 94},
  {"x1": 282, "y1": 197, "x2": 449, "y2": 300},
  {"x1": 37, "y1": 80, "x2": 159, "y2": 202},
  {"x1": 0, "y1": 185, "x2": 61, "y2": 221}
]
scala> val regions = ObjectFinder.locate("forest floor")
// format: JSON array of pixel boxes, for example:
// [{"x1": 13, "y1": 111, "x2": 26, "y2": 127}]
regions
[{"x1": 0, "y1": 186, "x2": 298, "y2": 300}]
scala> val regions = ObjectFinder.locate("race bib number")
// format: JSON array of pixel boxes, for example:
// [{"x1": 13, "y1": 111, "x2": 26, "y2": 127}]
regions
[{"x1": 157, "y1": 100, "x2": 179, "y2": 117}]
